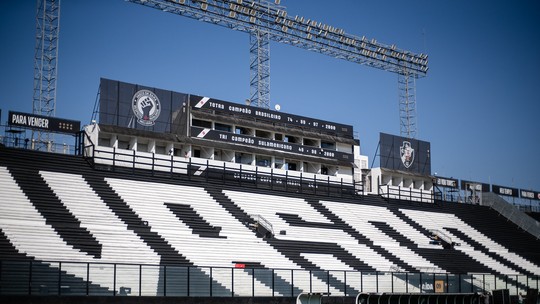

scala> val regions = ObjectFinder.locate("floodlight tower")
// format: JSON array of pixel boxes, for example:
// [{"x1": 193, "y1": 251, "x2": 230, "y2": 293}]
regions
[
  {"x1": 33, "y1": 0, "x2": 61, "y2": 150},
  {"x1": 248, "y1": 0, "x2": 271, "y2": 108},
  {"x1": 398, "y1": 67, "x2": 417, "y2": 139},
  {"x1": 127, "y1": 0, "x2": 428, "y2": 138}
]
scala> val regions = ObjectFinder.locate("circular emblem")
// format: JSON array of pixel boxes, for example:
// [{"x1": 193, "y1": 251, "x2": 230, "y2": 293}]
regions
[{"x1": 132, "y1": 89, "x2": 161, "y2": 126}]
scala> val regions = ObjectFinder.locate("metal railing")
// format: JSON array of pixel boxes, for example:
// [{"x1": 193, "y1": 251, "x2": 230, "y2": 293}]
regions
[
  {"x1": 80, "y1": 138, "x2": 363, "y2": 198},
  {"x1": 0, "y1": 123, "x2": 80, "y2": 155},
  {"x1": 428, "y1": 229, "x2": 453, "y2": 246},
  {"x1": 0, "y1": 260, "x2": 538, "y2": 297},
  {"x1": 249, "y1": 214, "x2": 274, "y2": 235},
  {"x1": 379, "y1": 184, "x2": 435, "y2": 203},
  {"x1": 433, "y1": 187, "x2": 540, "y2": 215}
]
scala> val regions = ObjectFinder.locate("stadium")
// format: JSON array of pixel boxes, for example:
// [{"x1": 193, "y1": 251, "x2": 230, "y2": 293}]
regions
[
  {"x1": 1, "y1": 78, "x2": 539, "y2": 303},
  {"x1": 1, "y1": 1, "x2": 540, "y2": 304}
]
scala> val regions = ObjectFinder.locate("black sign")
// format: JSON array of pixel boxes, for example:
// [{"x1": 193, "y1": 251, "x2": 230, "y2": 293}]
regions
[
  {"x1": 460, "y1": 180, "x2": 490, "y2": 192},
  {"x1": 191, "y1": 127, "x2": 353, "y2": 162},
  {"x1": 435, "y1": 176, "x2": 459, "y2": 188},
  {"x1": 491, "y1": 185, "x2": 519, "y2": 197},
  {"x1": 190, "y1": 95, "x2": 353, "y2": 137},
  {"x1": 8, "y1": 111, "x2": 80, "y2": 134},
  {"x1": 379, "y1": 133, "x2": 431, "y2": 175},
  {"x1": 520, "y1": 189, "x2": 540, "y2": 200},
  {"x1": 99, "y1": 78, "x2": 188, "y2": 134}
]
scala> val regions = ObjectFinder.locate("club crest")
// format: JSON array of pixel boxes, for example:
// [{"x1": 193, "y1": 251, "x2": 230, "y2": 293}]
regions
[
  {"x1": 132, "y1": 89, "x2": 161, "y2": 126},
  {"x1": 400, "y1": 141, "x2": 415, "y2": 169}
]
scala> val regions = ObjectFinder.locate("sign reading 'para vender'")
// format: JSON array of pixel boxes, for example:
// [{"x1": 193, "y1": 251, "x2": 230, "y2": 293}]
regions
[{"x1": 8, "y1": 111, "x2": 80, "y2": 134}]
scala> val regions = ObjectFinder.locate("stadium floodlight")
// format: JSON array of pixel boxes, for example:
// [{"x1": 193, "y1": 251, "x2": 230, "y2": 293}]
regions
[{"x1": 127, "y1": 0, "x2": 428, "y2": 138}]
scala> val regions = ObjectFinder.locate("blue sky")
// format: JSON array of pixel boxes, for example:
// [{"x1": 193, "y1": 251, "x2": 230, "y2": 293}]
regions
[{"x1": 1, "y1": 0, "x2": 539, "y2": 191}]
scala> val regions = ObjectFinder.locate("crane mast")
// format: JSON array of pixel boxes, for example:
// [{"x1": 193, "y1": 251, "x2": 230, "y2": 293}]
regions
[{"x1": 129, "y1": 0, "x2": 429, "y2": 138}]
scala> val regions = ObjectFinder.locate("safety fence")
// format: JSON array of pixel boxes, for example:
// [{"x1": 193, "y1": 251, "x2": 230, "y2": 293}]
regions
[
  {"x1": 0, "y1": 260, "x2": 538, "y2": 297},
  {"x1": 355, "y1": 292, "x2": 481, "y2": 304},
  {"x1": 379, "y1": 184, "x2": 435, "y2": 203},
  {"x1": 81, "y1": 136, "x2": 363, "y2": 198},
  {"x1": 0, "y1": 123, "x2": 81, "y2": 155}
]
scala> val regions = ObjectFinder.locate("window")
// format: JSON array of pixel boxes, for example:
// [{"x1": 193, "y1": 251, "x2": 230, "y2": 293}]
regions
[
  {"x1": 274, "y1": 158, "x2": 284, "y2": 169},
  {"x1": 321, "y1": 141, "x2": 335, "y2": 150},
  {"x1": 304, "y1": 138, "x2": 318, "y2": 147},
  {"x1": 155, "y1": 143, "x2": 166, "y2": 154},
  {"x1": 284, "y1": 135, "x2": 299, "y2": 144},
  {"x1": 256, "y1": 155, "x2": 271, "y2": 167},
  {"x1": 235, "y1": 126, "x2": 253, "y2": 135},
  {"x1": 255, "y1": 129, "x2": 272, "y2": 139},
  {"x1": 137, "y1": 143, "x2": 148, "y2": 152},
  {"x1": 192, "y1": 119, "x2": 212, "y2": 128},
  {"x1": 215, "y1": 123, "x2": 232, "y2": 132},
  {"x1": 98, "y1": 134, "x2": 112, "y2": 147},
  {"x1": 118, "y1": 139, "x2": 130, "y2": 149},
  {"x1": 286, "y1": 161, "x2": 297, "y2": 171},
  {"x1": 235, "y1": 152, "x2": 253, "y2": 165}
]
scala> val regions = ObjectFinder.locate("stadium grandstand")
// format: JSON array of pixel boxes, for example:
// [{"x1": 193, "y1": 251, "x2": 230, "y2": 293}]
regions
[{"x1": 0, "y1": 79, "x2": 539, "y2": 304}]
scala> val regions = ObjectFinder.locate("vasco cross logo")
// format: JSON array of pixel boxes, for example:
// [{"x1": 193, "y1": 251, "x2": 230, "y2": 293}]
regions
[
  {"x1": 132, "y1": 90, "x2": 161, "y2": 126},
  {"x1": 400, "y1": 141, "x2": 415, "y2": 169}
]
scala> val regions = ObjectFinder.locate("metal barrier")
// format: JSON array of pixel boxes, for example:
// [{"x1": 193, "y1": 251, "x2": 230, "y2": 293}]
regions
[
  {"x1": 296, "y1": 292, "x2": 329, "y2": 304},
  {"x1": 356, "y1": 293, "x2": 481, "y2": 304},
  {"x1": 1, "y1": 260, "x2": 538, "y2": 297},
  {"x1": 80, "y1": 137, "x2": 364, "y2": 198},
  {"x1": 379, "y1": 184, "x2": 434, "y2": 203},
  {"x1": 0, "y1": 123, "x2": 80, "y2": 155}
]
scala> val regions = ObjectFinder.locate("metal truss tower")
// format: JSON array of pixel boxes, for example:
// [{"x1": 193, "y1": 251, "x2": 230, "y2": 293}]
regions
[
  {"x1": 127, "y1": 0, "x2": 428, "y2": 137},
  {"x1": 398, "y1": 66, "x2": 417, "y2": 139},
  {"x1": 33, "y1": 0, "x2": 61, "y2": 150},
  {"x1": 249, "y1": 30, "x2": 270, "y2": 108},
  {"x1": 249, "y1": 1, "x2": 271, "y2": 108}
]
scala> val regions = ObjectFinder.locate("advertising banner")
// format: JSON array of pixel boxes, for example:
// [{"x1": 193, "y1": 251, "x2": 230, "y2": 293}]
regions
[
  {"x1": 520, "y1": 189, "x2": 540, "y2": 200},
  {"x1": 460, "y1": 180, "x2": 490, "y2": 192},
  {"x1": 434, "y1": 176, "x2": 459, "y2": 188},
  {"x1": 491, "y1": 184, "x2": 519, "y2": 197},
  {"x1": 379, "y1": 133, "x2": 431, "y2": 175}
]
